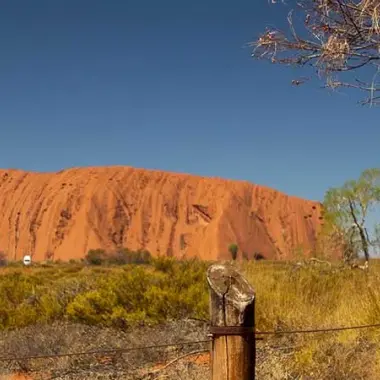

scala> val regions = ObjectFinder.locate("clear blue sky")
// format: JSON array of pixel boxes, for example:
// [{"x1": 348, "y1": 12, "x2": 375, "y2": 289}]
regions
[{"x1": 0, "y1": 0, "x2": 378, "y2": 202}]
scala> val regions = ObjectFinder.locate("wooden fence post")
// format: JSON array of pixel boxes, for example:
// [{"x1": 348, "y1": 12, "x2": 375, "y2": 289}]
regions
[{"x1": 207, "y1": 263, "x2": 256, "y2": 380}]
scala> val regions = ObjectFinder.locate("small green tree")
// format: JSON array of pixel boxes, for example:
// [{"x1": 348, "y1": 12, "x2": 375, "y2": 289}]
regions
[
  {"x1": 228, "y1": 243, "x2": 239, "y2": 261},
  {"x1": 323, "y1": 168, "x2": 380, "y2": 264}
]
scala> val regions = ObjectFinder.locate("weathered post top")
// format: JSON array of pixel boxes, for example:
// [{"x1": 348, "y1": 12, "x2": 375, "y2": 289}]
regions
[
  {"x1": 207, "y1": 263, "x2": 256, "y2": 380},
  {"x1": 207, "y1": 263, "x2": 255, "y2": 327}
]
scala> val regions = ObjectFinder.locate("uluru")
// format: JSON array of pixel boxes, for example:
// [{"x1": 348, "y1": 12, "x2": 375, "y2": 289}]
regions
[{"x1": 0, "y1": 166, "x2": 322, "y2": 261}]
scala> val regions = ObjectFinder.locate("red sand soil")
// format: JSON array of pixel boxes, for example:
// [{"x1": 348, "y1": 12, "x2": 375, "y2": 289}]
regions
[
  {"x1": 0, "y1": 166, "x2": 323, "y2": 261},
  {"x1": 2, "y1": 374, "x2": 33, "y2": 380}
]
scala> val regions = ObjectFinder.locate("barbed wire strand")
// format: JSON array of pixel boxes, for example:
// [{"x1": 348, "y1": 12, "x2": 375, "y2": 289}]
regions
[
  {"x1": 0, "y1": 339, "x2": 212, "y2": 362},
  {"x1": 2, "y1": 321, "x2": 380, "y2": 363},
  {"x1": 204, "y1": 320, "x2": 380, "y2": 335},
  {"x1": 255, "y1": 322, "x2": 380, "y2": 335}
]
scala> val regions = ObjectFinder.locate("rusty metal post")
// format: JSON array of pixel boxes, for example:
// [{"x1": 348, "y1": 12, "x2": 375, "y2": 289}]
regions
[{"x1": 207, "y1": 263, "x2": 256, "y2": 380}]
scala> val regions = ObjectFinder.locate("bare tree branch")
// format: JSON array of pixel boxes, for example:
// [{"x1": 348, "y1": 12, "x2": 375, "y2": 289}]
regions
[{"x1": 252, "y1": 0, "x2": 380, "y2": 105}]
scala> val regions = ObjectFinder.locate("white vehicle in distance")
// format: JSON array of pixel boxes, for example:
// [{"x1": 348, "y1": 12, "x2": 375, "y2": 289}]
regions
[{"x1": 23, "y1": 255, "x2": 32, "y2": 266}]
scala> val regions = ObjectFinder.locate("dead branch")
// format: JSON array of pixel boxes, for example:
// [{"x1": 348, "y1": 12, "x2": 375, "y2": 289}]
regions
[
  {"x1": 350, "y1": 260, "x2": 369, "y2": 270},
  {"x1": 143, "y1": 349, "x2": 209, "y2": 379},
  {"x1": 252, "y1": 0, "x2": 380, "y2": 105}
]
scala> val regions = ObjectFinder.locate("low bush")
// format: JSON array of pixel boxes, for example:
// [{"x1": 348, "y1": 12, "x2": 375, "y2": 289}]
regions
[
  {"x1": 0, "y1": 256, "x2": 208, "y2": 330},
  {"x1": 3, "y1": 257, "x2": 380, "y2": 377},
  {"x1": 85, "y1": 248, "x2": 152, "y2": 266},
  {"x1": 85, "y1": 249, "x2": 107, "y2": 265},
  {"x1": 107, "y1": 248, "x2": 152, "y2": 265}
]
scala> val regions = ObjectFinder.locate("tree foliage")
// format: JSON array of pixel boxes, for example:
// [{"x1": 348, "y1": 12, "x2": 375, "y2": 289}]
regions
[
  {"x1": 252, "y1": 0, "x2": 380, "y2": 105},
  {"x1": 323, "y1": 168, "x2": 380, "y2": 262}
]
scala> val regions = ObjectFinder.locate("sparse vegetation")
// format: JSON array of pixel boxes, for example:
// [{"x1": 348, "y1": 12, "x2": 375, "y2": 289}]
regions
[
  {"x1": 0, "y1": 255, "x2": 208, "y2": 331},
  {"x1": 0, "y1": 320, "x2": 209, "y2": 379},
  {"x1": 84, "y1": 248, "x2": 152, "y2": 266},
  {"x1": 2, "y1": 259, "x2": 380, "y2": 377}
]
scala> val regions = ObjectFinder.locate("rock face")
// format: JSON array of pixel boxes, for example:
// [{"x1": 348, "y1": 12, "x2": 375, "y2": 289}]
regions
[{"x1": 0, "y1": 166, "x2": 322, "y2": 261}]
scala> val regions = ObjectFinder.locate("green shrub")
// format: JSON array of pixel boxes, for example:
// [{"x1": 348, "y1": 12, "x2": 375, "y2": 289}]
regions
[
  {"x1": 152, "y1": 256, "x2": 176, "y2": 273},
  {"x1": 133, "y1": 249, "x2": 152, "y2": 264},
  {"x1": 85, "y1": 249, "x2": 107, "y2": 265},
  {"x1": 85, "y1": 248, "x2": 152, "y2": 266},
  {"x1": 66, "y1": 289, "x2": 117, "y2": 325},
  {"x1": 39, "y1": 293, "x2": 64, "y2": 321},
  {"x1": 108, "y1": 248, "x2": 152, "y2": 265}
]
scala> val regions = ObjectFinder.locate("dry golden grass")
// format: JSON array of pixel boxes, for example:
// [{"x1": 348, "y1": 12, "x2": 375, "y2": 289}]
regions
[
  {"x1": 240, "y1": 259, "x2": 380, "y2": 378},
  {"x1": 3, "y1": 258, "x2": 380, "y2": 378},
  {"x1": 242, "y1": 260, "x2": 380, "y2": 329}
]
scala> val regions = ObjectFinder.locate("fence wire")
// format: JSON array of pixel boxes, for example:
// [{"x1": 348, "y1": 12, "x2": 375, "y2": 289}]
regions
[
  {"x1": 2, "y1": 320, "x2": 380, "y2": 362},
  {"x1": 0, "y1": 339, "x2": 211, "y2": 362},
  {"x1": 0, "y1": 339, "x2": 211, "y2": 380},
  {"x1": 2, "y1": 321, "x2": 380, "y2": 379},
  {"x1": 255, "y1": 321, "x2": 380, "y2": 335}
]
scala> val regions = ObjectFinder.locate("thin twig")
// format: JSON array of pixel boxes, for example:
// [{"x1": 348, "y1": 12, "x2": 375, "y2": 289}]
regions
[
  {"x1": 144, "y1": 349, "x2": 209, "y2": 379},
  {"x1": 251, "y1": 0, "x2": 380, "y2": 104}
]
